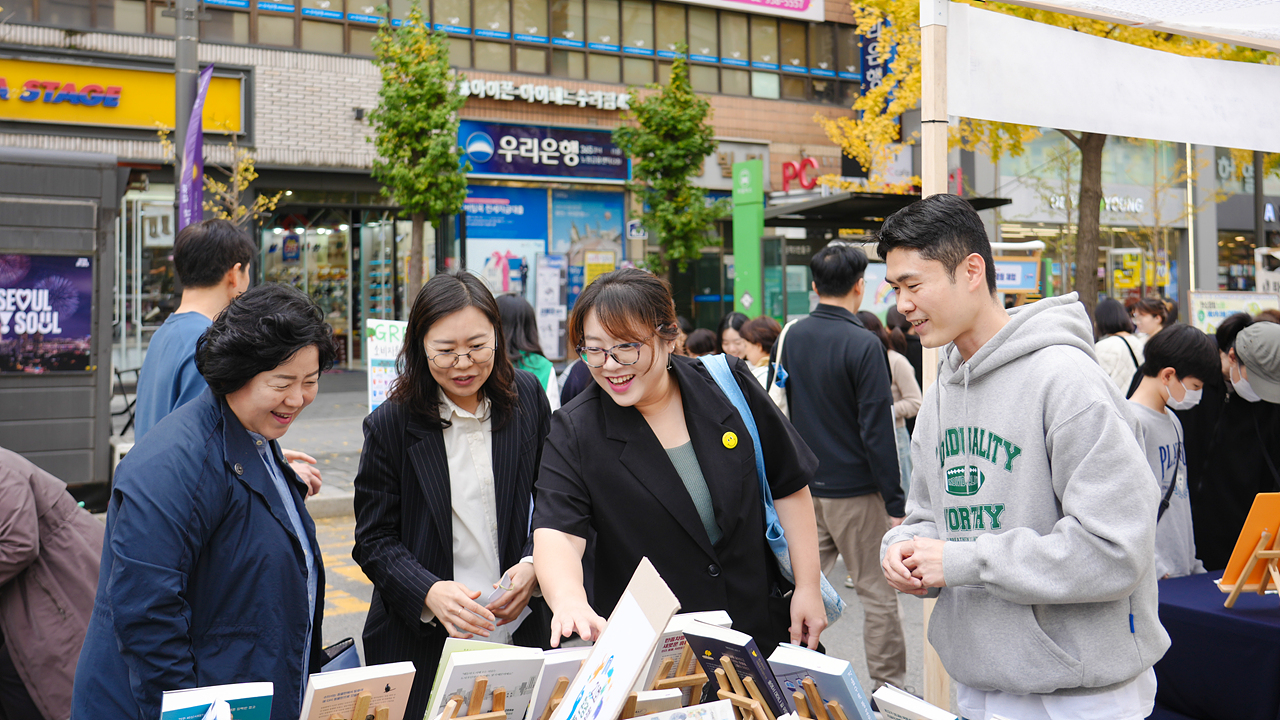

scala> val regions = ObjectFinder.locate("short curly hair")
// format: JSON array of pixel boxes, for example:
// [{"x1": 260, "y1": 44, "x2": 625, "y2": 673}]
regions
[{"x1": 196, "y1": 283, "x2": 338, "y2": 396}]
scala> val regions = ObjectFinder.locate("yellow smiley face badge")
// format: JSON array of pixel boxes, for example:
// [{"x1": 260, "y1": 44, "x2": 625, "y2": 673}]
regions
[{"x1": 722, "y1": 432, "x2": 738, "y2": 449}]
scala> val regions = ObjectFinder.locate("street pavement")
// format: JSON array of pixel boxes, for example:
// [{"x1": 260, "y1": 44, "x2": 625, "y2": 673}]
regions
[{"x1": 116, "y1": 368, "x2": 928, "y2": 701}]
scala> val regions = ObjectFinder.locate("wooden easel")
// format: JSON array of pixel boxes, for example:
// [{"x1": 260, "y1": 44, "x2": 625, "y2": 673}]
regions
[
  {"x1": 649, "y1": 643, "x2": 708, "y2": 699},
  {"x1": 1224, "y1": 530, "x2": 1280, "y2": 608},
  {"x1": 789, "y1": 678, "x2": 849, "y2": 720},
  {"x1": 440, "y1": 677, "x2": 510, "y2": 720},
  {"x1": 328, "y1": 690, "x2": 390, "y2": 720},
  {"x1": 537, "y1": 678, "x2": 641, "y2": 720},
  {"x1": 713, "y1": 657, "x2": 774, "y2": 720}
]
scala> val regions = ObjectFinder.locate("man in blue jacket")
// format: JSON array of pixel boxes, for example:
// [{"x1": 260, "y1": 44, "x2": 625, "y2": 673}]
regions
[{"x1": 778, "y1": 243, "x2": 907, "y2": 692}]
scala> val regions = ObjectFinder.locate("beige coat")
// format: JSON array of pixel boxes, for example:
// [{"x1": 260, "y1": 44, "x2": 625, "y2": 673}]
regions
[
  {"x1": 0, "y1": 448, "x2": 103, "y2": 720},
  {"x1": 888, "y1": 349, "x2": 923, "y2": 429}
]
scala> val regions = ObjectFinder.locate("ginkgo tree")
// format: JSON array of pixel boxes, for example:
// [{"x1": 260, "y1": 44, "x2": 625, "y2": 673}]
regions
[{"x1": 819, "y1": 0, "x2": 1276, "y2": 318}]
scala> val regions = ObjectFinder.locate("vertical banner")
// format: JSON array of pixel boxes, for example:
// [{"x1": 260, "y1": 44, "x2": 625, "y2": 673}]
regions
[
  {"x1": 731, "y1": 160, "x2": 764, "y2": 318},
  {"x1": 178, "y1": 64, "x2": 215, "y2": 231},
  {"x1": 365, "y1": 319, "x2": 408, "y2": 413}
]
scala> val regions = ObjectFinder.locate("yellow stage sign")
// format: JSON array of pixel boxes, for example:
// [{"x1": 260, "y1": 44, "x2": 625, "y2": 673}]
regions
[{"x1": 0, "y1": 58, "x2": 243, "y2": 132}]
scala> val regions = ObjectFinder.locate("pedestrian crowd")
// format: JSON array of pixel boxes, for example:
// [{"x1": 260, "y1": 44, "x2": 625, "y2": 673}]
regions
[{"x1": 2, "y1": 197, "x2": 1279, "y2": 720}]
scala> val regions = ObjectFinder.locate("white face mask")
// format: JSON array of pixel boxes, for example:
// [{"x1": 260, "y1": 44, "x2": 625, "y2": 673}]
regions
[
  {"x1": 1231, "y1": 362, "x2": 1264, "y2": 403},
  {"x1": 1165, "y1": 378, "x2": 1202, "y2": 411}
]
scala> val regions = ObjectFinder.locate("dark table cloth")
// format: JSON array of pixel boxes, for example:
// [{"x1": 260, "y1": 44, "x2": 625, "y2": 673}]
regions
[{"x1": 1153, "y1": 571, "x2": 1280, "y2": 720}]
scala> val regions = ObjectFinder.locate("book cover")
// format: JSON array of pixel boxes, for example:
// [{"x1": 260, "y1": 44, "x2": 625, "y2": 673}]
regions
[
  {"x1": 528, "y1": 646, "x2": 592, "y2": 720},
  {"x1": 548, "y1": 558, "x2": 681, "y2": 720},
  {"x1": 682, "y1": 621, "x2": 788, "y2": 718},
  {"x1": 427, "y1": 637, "x2": 512, "y2": 715},
  {"x1": 298, "y1": 661, "x2": 417, "y2": 720},
  {"x1": 631, "y1": 699, "x2": 736, "y2": 720},
  {"x1": 632, "y1": 689, "x2": 683, "y2": 716},
  {"x1": 427, "y1": 647, "x2": 545, "y2": 720},
  {"x1": 160, "y1": 682, "x2": 273, "y2": 720},
  {"x1": 633, "y1": 610, "x2": 733, "y2": 694},
  {"x1": 869, "y1": 685, "x2": 958, "y2": 720},
  {"x1": 766, "y1": 643, "x2": 875, "y2": 720}
]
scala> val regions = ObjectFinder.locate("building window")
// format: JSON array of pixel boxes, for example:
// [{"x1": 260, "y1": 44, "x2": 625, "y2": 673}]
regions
[
  {"x1": 654, "y1": 2, "x2": 683, "y2": 56},
  {"x1": 751, "y1": 71, "x2": 778, "y2": 99},
  {"x1": 475, "y1": 40, "x2": 512, "y2": 70},
  {"x1": 720, "y1": 11, "x2": 747, "y2": 65},
  {"x1": 552, "y1": 48, "x2": 586, "y2": 77},
  {"x1": 722, "y1": 67, "x2": 749, "y2": 95},
  {"x1": 551, "y1": 0, "x2": 583, "y2": 45},
  {"x1": 657, "y1": 60, "x2": 671, "y2": 84},
  {"x1": 623, "y1": 56, "x2": 653, "y2": 84},
  {"x1": 781, "y1": 75, "x2": 805, "y2": 100},
  {"x1": 476, "y1": 0, "x2": 511, "y2": 37},
  {"x1": 436, "y1": 0, "x2": 471, "y2": 30},
  {"x1": 621, "y1": 0, "x2": 652, "y2": 55},
  {"x1": 780, "y1": 20, "x2": 804, "y2": 69},
  {"x1": 301, "y1": 18, "x2": 343, "y2": 51},
  {"x1": 513, "y1": 0, "x2": 547, "y2": 40},
  {"x1": 389, "y1": 0, "x2": 412, "y2": 25},
  {"x1": 586, "y1": 0, "x2": 618, "y2": 49},
  {"x1": 6, "y1": 0, "x2": 35, "y2": 22},
  {"x1": 115, "y1": 0, "x2": 146, "y2": 32},
  {"x1": 687, "y1": 5, "x2": 716, "y2": 59},
  {"x1": 203, "y1": 9, "x2": 250, "y2": 43},
  {"x1": 40, "y1": 0, "x2": 91, "y2": 29},
  {"x1": 838, "y1": 24, "x2": 859, "y2": 76},
  {"x1": 516, "y1": 46, "x2": 547, "y2": 73},
  {"x1": 300, "y1": 0, "x2": 342, "y2": 20},
  {"x1": 749, "y1": 15, "x2": 776, "y2": 67},
  {"x1": 351, "y1": 25, "x2": 377, "y2": 56},
  {"x1": 690, "y1": 63, "x2": 717, "y2": 92},
  {"x1": 450, "y1": 36, "x2": 473, "y2": 66},
  {"x1": 257, "y1": 14, "x2": 294, "y2": 44},
  {"x1": 587, "y1": 52, "x2": 620, "y2": 82}
]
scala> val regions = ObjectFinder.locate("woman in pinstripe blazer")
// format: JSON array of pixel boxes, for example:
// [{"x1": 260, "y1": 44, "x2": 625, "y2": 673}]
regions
[{"x1": 353, "y1": 273, "x2": 552, "y2": 720}]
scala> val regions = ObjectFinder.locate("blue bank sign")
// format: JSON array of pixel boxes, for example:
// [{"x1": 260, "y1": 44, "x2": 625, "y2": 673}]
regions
[{"x1": 458, "y1": 120, "x2": 630, "y2": 184}]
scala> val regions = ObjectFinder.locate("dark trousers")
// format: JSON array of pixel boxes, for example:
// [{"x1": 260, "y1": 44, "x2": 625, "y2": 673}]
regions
[{"x1": 0, "y1": 630, "x2": 42, "y2": 720}]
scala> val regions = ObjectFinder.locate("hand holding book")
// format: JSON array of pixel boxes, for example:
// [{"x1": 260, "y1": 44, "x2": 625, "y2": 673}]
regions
[
  {"x1": 488, "y1": 564, "x2": 537, "y2": 627},
  {"x1": 427, "y1": 581, "x2": 498, "y2": 638}
]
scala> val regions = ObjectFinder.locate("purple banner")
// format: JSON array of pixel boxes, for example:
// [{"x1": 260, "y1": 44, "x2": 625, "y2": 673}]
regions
[{"x1": 178, "y1": 64, "x2": 215, "y2": 231}]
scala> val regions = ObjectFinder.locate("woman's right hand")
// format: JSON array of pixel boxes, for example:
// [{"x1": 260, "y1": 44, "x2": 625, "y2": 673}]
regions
[
  {"x1": 548, "y1": 599, "x2": 607, "y2": 647},
  {"x1": 426, "y1": 581, "x2": 497, "y2": 639}
]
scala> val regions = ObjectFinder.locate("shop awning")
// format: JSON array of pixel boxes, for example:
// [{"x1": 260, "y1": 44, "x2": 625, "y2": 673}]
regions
[{"x1": 761, "y1": 191, "x2": 1012, "y2": 231}]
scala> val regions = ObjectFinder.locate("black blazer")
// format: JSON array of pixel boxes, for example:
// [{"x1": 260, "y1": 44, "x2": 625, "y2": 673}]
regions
[
  {"x1": 352, "y1": 369, "x2": 552, "y2": 720},
  {"x1": 532, "y1": 355, "x2": 817, "y2": 655}
]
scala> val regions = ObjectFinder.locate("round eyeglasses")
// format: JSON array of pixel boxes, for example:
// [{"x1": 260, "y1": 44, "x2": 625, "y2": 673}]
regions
[
  {"x1": 577, "y1": 342, "x2": 647, "y2": 368},
  {"x1": 428, "y1": 346, "x2": 496, "y2": 368}
]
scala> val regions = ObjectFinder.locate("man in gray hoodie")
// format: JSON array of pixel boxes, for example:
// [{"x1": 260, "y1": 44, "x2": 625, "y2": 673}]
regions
[{"x1": 877, "y1": 194, "x2": 1169, "y2": 720}]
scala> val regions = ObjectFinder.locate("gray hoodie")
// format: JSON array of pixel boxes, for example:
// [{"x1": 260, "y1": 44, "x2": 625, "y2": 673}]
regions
[{"x1": 881, "y1": 293, "x2": 1170, "y2": 696}]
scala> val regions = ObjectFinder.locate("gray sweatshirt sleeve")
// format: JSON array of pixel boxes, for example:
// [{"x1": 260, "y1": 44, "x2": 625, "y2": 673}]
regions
[{"x1": 941, "y1": 400, "x2": 1159, "y2": 605}]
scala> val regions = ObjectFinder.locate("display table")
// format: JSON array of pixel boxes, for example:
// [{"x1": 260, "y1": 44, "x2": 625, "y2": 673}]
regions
[{"x1": 1153, "y1": 571, "x2": 1280, "y2": 720}]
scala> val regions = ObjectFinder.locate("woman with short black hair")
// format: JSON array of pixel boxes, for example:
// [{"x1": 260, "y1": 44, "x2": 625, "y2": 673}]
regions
[
  {"x1": 1095, "y1": 297, "x2": 1145, "y2": 392},
  {"x1": 717, "y1": 311, "x2": 750, "y2": 358},
  {"x1": 353, "y1": 273, "x2": 552, "y2": 720},
  {"x1": 73, "y1": 284, "x2": 337, "y2": 720}
]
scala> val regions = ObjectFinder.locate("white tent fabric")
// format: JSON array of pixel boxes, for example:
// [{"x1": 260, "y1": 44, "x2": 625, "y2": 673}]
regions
[
  {"x1": 997, "y1": 0, "x2": 1280, "y2": 52},
  {"x1": 946, "y1": 2, "x2": 1280, "y2": 153}
]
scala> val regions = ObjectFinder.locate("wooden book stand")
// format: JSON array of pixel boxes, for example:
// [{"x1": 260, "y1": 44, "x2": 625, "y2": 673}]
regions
[
  {"x1": 328, "y1": 690, "x2": 390, "y2": 720},
  {"x1": 538, "y1": 677, "x2": 641, "y2": 720},
  {"x1": 440, "y1": 677, "x2": 510, "y2": 720},
  {"x1": 1225, "y1": 530, "x2": 1280, "y2": 608},
  {"x1": 714, "y1": 657, "x2": 774, "y2": 720},
  {"x1": 790, "y1": 679, "x2": 849, "y2": 720},
  {"x1": 649, "y1": 643, "x2": 708, "y2": 700}
]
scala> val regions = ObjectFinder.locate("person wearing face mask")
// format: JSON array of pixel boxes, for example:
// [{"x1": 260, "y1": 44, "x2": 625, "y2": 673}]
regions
[
  {"x1": 1181, "y1": 314, "x2": 1280, "y2": 570},
  {"x1": 352, "y1": 273, "x2": 553, "y2": 720},
  {"x1": 1127, "y1": 324, "x2": 1219, "y2": 579},
  {"x1": 532, "y1": 268, "x2": 826, "y2": 656}
]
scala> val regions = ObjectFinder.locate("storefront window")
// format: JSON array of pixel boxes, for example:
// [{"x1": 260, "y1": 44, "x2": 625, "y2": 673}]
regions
[
  {"x1": 688, "y1": 6, "x2": 716, "y2": 59},
  {"x1": 622, "y1": 0, "x2": 652, "y2": 53},
  {"x1": 780, "y1": 20, "x2": 805, "y2": 69},
  {"x1": 655, "y1": 2, "x2": 683, "y2": 55},
  {"x1": 587, "y1": 53, "x2": 620, "y2": 82},
  {"x1": 586, "y1": 0, "x2": 618, "y2": 48},
  {"x1": 516, "y1": 46, "x2": 547, "y2": 73},
  {"x1": 261, "y1": 210, "x2": 354, "y2": 366},
  {"x1": 476, "y1": 40, "x2": 512, "y2": 70},
  {"x1": 690, "y1": 64, "x2": 718, "y2": 92},
  {"x1": 476, "y1": 0, "x2": 511, "y2": 36},
  {"x1": 450, "y1": 37, "x2": 472, "y2": 66},
  {"x1": 751, "y1": 71, "x2": 779, "y2": 99},
  {"x1": 204, "y1": 9, "x2": 250, "y2": 43},
  {"x1": 750, "y1": 16, "x2": 776, "y2": 66},
  {"x1": 350, "y1": 26, "x2": 377, "y2": 56},
  {"x1": 838, "y1": 25, "x2": 859, "y2": 76},
  {"x1": 1220, "y1": 231, "x2": 1259, "y2": 291},
  {"x1": 258, "y1": 15, "x2": 295, "y2": 45},
  {"x1": 301, "y1": 19, "x2": 344, "y2": 52},
  {"x1": 551, "y1": 0, "x2": 583, "y2": 45},
  {"x1": 513, "y1": 0, "x2": 547, "y2": 38},
  {"x1": 436, "y1": 0, "x2": 470, "y2": 30},
  {"x1": 552, "y1": 49, "x2": 586, "y2": 77},
  {"x1": 720, "y1": 11, "x2": 747, "y2": 64},
  {"x1": 722, "y1": 67, "x2": 749, "y2": 95},
  {"x1": 623, "y1": 57, "x2": 653, "y2": 84}
]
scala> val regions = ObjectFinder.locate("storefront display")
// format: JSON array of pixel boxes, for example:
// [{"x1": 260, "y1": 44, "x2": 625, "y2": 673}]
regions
[{"x1": 261, "y1": 212, "x2": 353, "y2": 365}]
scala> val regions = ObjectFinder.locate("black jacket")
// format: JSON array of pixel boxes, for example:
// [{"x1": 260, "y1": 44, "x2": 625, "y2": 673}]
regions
[
  {"x1": 780, "y1": 304, "x2": 905, "y2": 516},
  {"x1": 352, "y1": 369, "x2": 552, "y2": 720},
  {"x1": 532, "y1": 354, "x2": 817, "y2": 655}
]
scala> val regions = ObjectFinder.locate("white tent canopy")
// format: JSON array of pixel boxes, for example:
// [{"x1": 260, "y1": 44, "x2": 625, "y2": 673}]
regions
[{"x1": 999, "y1": 0, "x2": 1280, "y2": 53}]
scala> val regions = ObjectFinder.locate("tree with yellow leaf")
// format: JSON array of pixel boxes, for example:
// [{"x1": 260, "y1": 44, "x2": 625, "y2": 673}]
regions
[
  {"x1": 203, "y1": 141, "x2": 285, "y2": 228},
  {"x1": 819, "y1": 0, "x2": 1275, "y2": 318}
]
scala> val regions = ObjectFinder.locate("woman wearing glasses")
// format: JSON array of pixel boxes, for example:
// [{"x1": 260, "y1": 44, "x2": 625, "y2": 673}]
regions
[
  {"x1": 352, "y1": 273, "x2": 552, "y2": 720},
  {"x1": 533, "y1": 268, "x2": 827, "y2": 655}
]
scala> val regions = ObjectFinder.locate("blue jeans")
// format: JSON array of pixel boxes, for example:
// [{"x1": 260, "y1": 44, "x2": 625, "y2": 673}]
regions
[{"x1": 895, "y1": 426, "x2": 912, "y2": 497}]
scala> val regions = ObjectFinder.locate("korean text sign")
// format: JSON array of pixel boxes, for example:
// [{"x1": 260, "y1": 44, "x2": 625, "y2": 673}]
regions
[
  {"x1": 459, "y1": 120, "x2": 630, "y2": 184},
  {"x1": 0, "y1": 254, "x2": 94, "y2": 373}
]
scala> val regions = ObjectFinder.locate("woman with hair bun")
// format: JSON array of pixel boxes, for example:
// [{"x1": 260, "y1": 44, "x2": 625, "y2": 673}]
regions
[{"x1": 73, "y1": 284, "x2": 338, "y2": 720}]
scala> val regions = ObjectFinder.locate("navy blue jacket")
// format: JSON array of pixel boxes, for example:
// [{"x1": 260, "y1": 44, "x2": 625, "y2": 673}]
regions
[{"x1": 71, "y1": 389, "x2": 325, "y2": 720}]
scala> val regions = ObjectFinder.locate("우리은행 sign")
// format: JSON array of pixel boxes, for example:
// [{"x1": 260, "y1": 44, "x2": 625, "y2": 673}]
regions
[{"x1": 459, "y1": 120, "x2": 629, "y2": 184}]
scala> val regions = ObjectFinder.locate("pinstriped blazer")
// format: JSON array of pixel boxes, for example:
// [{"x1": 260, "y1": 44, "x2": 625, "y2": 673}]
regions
[{"x1": 352, "y1": 369, "x2": 551, "y2": 719}]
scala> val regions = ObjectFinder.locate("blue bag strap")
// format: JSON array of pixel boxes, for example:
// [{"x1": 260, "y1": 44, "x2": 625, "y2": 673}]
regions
[{"x1": 699, "y1": 355, "x2": 775, "y2": 507}]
